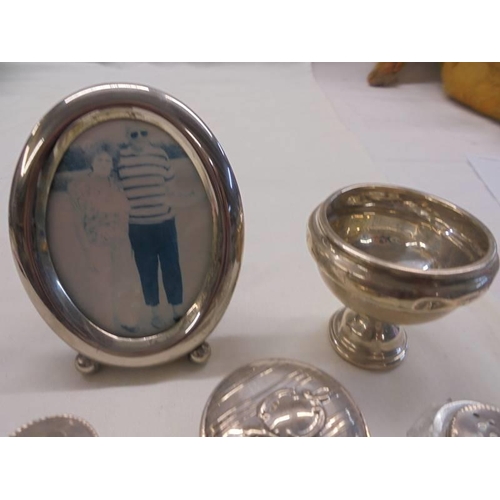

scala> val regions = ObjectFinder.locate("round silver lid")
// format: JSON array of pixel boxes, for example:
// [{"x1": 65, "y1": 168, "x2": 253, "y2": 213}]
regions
[
  {"x1": 11, "y1": 415, "x2": 98, "y2": 437},
  {"x1": 201, "y1": 358, "x2": 369, "y2": 437},
  {"x1": 412, "y1": 400, "x2": 500, "y2": 437},
  {"x1": 449, "y1": 403, "x2": 500, "y2": 437}
]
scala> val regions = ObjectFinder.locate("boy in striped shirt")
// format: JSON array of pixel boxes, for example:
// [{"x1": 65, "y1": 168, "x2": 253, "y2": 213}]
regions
[{"x1": 118, "y1": 126, "x2": 183, "y2": 330}]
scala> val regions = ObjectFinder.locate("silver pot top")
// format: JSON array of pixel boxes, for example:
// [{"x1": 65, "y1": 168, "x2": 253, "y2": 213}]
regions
[
  {"x1": 10, "y1": 415, "x2": 98, "y2": 437},
  {"x1": 408, "y1": 400, "x2": 500, "y2": 437},
  {"x1": 201, "y1": 358, "x2": 369, "y2": 437},
  {"x1": 449, "y1": 403, "x2": 500, "y2": 437}
]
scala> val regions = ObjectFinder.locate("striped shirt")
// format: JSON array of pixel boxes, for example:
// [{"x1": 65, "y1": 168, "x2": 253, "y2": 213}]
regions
[{"x1": 117, "y1": 144, "x2": 175, "y2": 225}]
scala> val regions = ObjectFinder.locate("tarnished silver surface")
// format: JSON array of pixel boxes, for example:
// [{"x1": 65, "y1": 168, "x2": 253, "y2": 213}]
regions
[
  {"x1": 407, "y1": 400, "x2": 500, "y2": 437},
  {"x1": 10, "y1": 415, "x2": 98, "y2": 437},
  {"x1": 9, "y1": 84, "x2": 244, "y2": 369},
  {"x1": 308, "y1": 184, "x2": 499, "y2": 370},
  {"x1": 200, "y1": 358, "x2": 369, "y2": 437}
]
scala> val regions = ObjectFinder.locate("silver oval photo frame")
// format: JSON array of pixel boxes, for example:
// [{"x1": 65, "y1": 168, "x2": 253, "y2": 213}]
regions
[{"x1": 9, "y1": 83, "x2": 244, "y2": 373}]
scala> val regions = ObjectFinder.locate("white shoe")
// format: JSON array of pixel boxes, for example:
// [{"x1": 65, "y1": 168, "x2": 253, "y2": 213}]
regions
[{"x1": 151, "y1": 313, "x2": 169, "y2": 330}]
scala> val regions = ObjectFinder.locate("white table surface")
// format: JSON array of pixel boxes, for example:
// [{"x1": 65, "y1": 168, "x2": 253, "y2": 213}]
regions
[{"x1": 0, "y1": 63, "x2": 498, "y2": 436}]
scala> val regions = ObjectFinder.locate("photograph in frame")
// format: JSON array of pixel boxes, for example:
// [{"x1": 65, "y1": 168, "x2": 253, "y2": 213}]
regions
[{"x1": 47, "y1": 119, "x2": 213, "y2": 337}]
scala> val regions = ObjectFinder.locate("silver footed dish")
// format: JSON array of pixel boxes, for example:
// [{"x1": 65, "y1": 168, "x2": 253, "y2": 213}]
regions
[{"x1": 307, "y1": 184, "x2": 499, "y2": 371}]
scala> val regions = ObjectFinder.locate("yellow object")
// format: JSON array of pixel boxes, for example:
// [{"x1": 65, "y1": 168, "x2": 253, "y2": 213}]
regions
[
  {"x1": 441, "y1": 63, "x2": 500, "y2": 121},
  {"x1": 368, "y1": 62, "x2": 500, "y2": 122}
]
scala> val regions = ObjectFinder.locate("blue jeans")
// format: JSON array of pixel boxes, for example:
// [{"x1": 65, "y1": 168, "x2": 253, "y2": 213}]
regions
[{"x1": 128, "y1": 219, "x2": 183, "y2": 307}]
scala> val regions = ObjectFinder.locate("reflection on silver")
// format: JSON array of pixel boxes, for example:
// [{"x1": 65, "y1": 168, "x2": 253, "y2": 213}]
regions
[
  {"x1": 407, "y1": 400, "x2": 500, "y2": 437},
  {"x1": 308, "y1": 184, "x2": 499, "y2": 371},
  {"x1": 10, "y1": 415, "x2": 98, "y2": 437},
  {"x1": 200, "y1": 359, "x2": 369, "y2": 437},
  {"x1": 64, "y1": 84, "x2": 150, "y2": 104}
]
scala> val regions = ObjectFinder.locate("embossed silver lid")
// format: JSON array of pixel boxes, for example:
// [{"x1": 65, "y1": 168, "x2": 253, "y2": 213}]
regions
[
  {"x1": 10, "y1": 414, "x2": 98, "y2": 437},
  {"x1": 200, "y1": 358, "x2": 369, "y2": 437}
]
